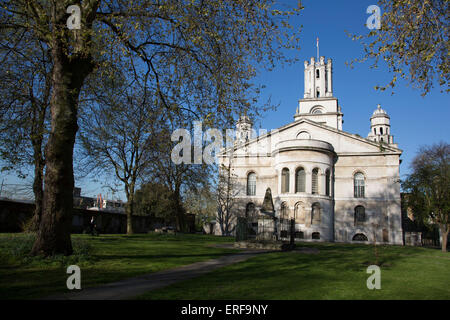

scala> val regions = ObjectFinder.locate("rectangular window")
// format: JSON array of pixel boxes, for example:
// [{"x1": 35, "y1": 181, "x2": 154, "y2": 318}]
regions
[
  {"x1": 325, "y1": 171, "x2": 330, "y2": 196},
  {"x1": 312, "y1": 169, "x2": 319, "y2": 194}
]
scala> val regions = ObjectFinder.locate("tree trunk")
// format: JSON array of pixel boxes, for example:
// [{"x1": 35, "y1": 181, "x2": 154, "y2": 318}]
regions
[
  {"x1": 126, "y1": 196, "x2": 134, "y2": 235},
  {"x1": 173, "y1": 190, "x2": 185, "y2": 232},
  {"x1": 31, "y1": 41, "x2": 92, "y2": 255},
  {"x1": 30, "y1": 149, "x2": 44, "y2": 232},
  {"x1": 440, "y1": 225, "x2": 448, "y2": 252}
]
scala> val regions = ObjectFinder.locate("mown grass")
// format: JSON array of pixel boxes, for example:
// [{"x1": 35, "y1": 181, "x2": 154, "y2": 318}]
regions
[
  {"x1": 0, "y1": 232, "x2": 235, "y2": 299},
  {"x1": 137, "y1": 242, "x2": 450, "y2": 300}
]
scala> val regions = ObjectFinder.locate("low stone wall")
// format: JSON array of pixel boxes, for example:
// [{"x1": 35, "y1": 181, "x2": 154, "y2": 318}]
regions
[
  {"x1": 234, "y1": 240, "x2": 293, "y2": 251},
  {"x1": 0, "y1": 199, "x2": 152, "y2": 233}
]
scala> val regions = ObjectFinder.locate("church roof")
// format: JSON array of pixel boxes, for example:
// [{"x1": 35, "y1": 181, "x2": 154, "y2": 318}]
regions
[{"x1": 220, "y1": 117, "x2": 402, "y2": 156}]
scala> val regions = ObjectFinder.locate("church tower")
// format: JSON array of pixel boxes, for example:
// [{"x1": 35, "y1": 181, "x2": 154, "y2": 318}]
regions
[
  {"x1": 303, "y1": 56, "x2": 333, "y2": 99},
  {"x1": 367, "y1": 104, "x2": 395, "y2": 144},
  {"x1": 236, "y1": 113, "x2": 253, "y2": 144},
  {"x1": 295, "y1": 56, "x2": 343, "y2": 130}
]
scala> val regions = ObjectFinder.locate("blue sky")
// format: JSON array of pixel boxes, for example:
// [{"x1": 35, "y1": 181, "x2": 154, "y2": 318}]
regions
[
  {"x1": 255, "y1": 0, "x2": 449, "y2": 177},
  {"x1": 1, "y1": 0, "x2": 448, "y2": 200}
]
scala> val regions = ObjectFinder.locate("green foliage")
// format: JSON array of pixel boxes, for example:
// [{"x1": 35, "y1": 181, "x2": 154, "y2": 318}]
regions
[
  {"x1": 348, "y1": 0, "x2": 449, "y2": 95},
  {"x1": 134, "y1": 182, "x2": 179, "y2": 221},
  {"x1": 0, "y1": 233, "x2": 94, "y2": 267},
  {"x1": 402, "y1": 142, "x2": 449, "y2": 251}
]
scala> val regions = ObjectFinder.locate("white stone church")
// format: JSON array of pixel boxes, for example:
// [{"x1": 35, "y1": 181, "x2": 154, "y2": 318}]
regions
[{"x1": 217, "y1": 55, "x2": 403, "y2": 245}]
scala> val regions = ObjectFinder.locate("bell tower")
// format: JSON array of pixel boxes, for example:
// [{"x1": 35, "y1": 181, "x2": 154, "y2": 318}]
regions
[
  {"x1": 236, "y1": 113, "x2": 253, "y2": 144},
  {"x1": 295, "y1": 55, "x2": 343, "y2": 130},
  {"x1": 303, "y1": 56, "x2": 333, "y2": 99}
]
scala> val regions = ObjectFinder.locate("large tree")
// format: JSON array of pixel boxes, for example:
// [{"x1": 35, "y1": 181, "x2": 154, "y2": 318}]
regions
[
  {"x1": 144, "y1": 119, "x2": 212, "y2": 232},
  {"x1": 350, "y1": 0, "x2": 449, "y2": 95},
  {"x1": 0, "y1": 34, "x2": 52, "y2": 231},
  {"x1": 78, "y1": 65, "x2": 158, "y2": 234},
  {"x1": 402, "y1": 142, "x2": 449, "y2": 252},
  {"x1": 216, "y1": 158, "x2": 240, "y2": 236},
  {"x1": 1, "y1": 1, "x2": 302, "y2": 255},
  {"x1": 134, "y1": 182, "x2": 178, "y2": 223}
]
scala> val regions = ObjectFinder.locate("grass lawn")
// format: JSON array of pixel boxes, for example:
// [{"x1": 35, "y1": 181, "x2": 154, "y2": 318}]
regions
[
  {"x1": 0, "y1": 232, "x2": 236, "y2": 299},
  {"x1": 137, "y1": 242, "x2": 450, "y2": 300}
]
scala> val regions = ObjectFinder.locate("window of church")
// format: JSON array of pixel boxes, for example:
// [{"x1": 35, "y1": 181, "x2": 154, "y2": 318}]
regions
[
  {"x1": 354, "y1": 206, "x2": 366, "y2": 226},
  {"x1": 311, "y1": 203, "x2": 321, "y2": 224},
  {"x1": 295, "y1": 231, "x2": 304, "y2": 239},
  {"x1": 247, "y1": 172, "x2": 256, "y2": 196},
  {"x1": 316, "y1": 69, "x2": 320, "y2": 79},
  {"x1": 245, "y1": 202, "x2": 255, "y2": 219},
  {"x1": 352, "y1": 233, "x2": 368, "y2": 241},
  {"x1": 281, "y1": 168, "x2": 290, "y2": 193},
  {"x1": 325, "y1": 169, "x2": 330, "y2": 196},
  {"x1": 354, "y1": 172, "x2": 365, "y2": 198},
  {"x1": 312, "y1": 168, "x2": 319, "y2": 194},
  {"x1": 380, "y1": 127, "x2": 383, "y2": 135},
  {"x1": 295, "y1": 168, "x2": 306, "y2": 192},
  {"x1": 312, "y1": 232, "x2": 320, "y2": 239},
  {"x1": 280, "y1": 202, "x2": 289, "y2": 221}
]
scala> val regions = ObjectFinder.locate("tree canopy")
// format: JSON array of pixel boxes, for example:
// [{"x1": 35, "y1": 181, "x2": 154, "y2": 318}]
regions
[
  {"x1": 0, "y1": 0, "x2": 303, "y2": 255},
  {"x1": 349, "y1": 0, "x2": 449, "y2": 95},
  {"x1": 402, "y1": 142, "x2": 449, "y2": 252}
]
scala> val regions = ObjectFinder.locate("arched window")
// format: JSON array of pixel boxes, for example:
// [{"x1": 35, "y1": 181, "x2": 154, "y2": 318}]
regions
[
  {"x1": 310, "y1": 106, "x2": 324, "y2": 114},
  {"x1": 380, "y1": 127, "x2": 383, "y2": 135},
  {"x1": 246, "y1": 203, "x2": 255, "y2": 219},
  {"x1": 316, "y1": 90, "x2": 320, "y2": 98},
  {"x1": 295, "y1": 168, "x2": 306, "y2": 192},
  {"x1": 316, "y1": 69, "x2": 320, "y2": 79},
  {"x1": 312, "y1": 232, "x2": 320, "y2": 239},
  {"x1": 281, "y1": 168, "x2": 289, "y2": 193},
  {"x1": 383, "y1": 229, "x2": 389, "y2": 242},
  {"x1": 354, "y1": 206, "x2": 365, "y2": 226},
  {"x1": 247, "y1": 172, "x2": 256, "y2": 196},
  {"x1": 352, "y1": 233, "x2": 368, "y2": 241},
  {"x1": 311, "y1": 203, "x2": 321, "y2": 224},
  {"x1": 325, "y1": 169, "x2": 330, "y2": 196},
  {"x1": 297, "y1": 131, "x2": 311, "y2": 139},
  {"x1": 312, "y1": 168, "x2": 319, "y2": 194},
  {"x1": 280, "y1": 202, "x2": 289, "y2": 222},
  {"x1": 354, "y1": 172, "x2": 365, "y2": 198},
  {"x1": 294, "y1": 202, "x2": 305, "y2": 224},
  {"x1": 373, "y1": 128, "x2": 376, "y2": 135}
]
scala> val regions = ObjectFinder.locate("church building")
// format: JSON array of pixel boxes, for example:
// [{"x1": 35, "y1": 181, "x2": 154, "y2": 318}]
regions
[{"x1": 217, "y1": 55, "x2": 403, "y2": 245}]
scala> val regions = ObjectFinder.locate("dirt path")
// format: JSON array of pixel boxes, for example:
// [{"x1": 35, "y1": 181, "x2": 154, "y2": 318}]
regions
[{"x1": 44, "y1": 249, "x2": 269, "y2": 300}]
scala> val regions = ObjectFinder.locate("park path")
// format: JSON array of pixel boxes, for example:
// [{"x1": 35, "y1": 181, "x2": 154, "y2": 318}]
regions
[{"x1": 45, "y1": 248, "x2": 269, "y2": 300}]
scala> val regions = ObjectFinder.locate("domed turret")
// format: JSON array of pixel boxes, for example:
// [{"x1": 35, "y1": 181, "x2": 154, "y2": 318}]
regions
[{"x1": 367, "y1": 104, "x2": 394, "y2": 144}]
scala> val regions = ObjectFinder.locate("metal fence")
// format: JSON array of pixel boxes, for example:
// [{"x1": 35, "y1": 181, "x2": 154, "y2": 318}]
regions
[{"x1": 236, "y1": 215, "x2": 302, "y2": 243}]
